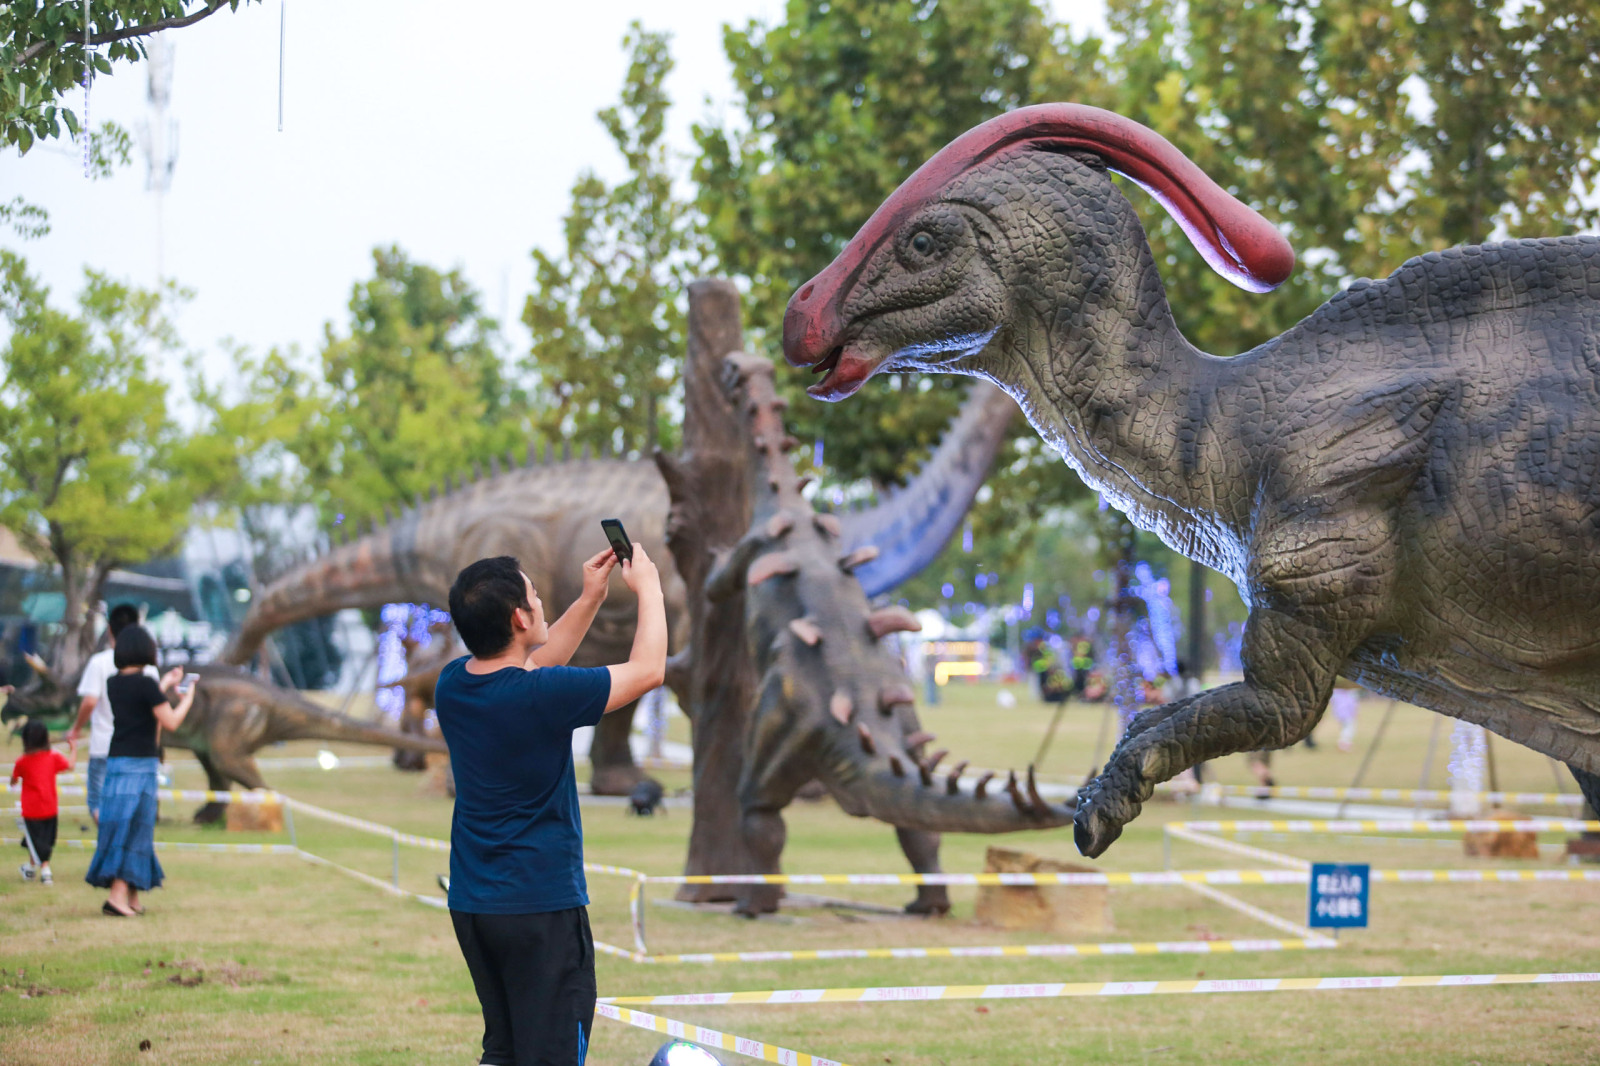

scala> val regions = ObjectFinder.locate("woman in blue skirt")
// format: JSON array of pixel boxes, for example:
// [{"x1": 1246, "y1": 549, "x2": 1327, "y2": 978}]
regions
[{"x1": 86, "y1": 624, "x2": 194, "y2": 917}]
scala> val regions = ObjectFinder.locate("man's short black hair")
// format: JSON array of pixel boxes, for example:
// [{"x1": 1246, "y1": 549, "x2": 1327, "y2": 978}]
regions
[
  {"x1": 107, "y1": 603, "x2": 140, "y2": 639},
  {"x1": 449, "y1": 557, "x2": 531, "y2": 658},
  {"x1": 113, "y1": 624, "x2": 159, "y2": 670}
]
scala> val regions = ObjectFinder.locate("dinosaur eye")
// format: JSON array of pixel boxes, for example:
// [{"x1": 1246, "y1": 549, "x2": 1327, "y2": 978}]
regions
[{"x1": 910, "y1": 232, "x2": 934, "y2": 256}]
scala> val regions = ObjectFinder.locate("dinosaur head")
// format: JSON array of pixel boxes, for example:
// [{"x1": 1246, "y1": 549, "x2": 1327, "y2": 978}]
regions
[
  {"x1": 783, "y1": 103, "x2": 1294, "y2": 400},
  {"x1": 1, "y1": 653, "x2": 77, "y2": 726}
]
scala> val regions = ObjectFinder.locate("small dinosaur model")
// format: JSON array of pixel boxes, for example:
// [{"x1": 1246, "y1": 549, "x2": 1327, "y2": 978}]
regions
[
  {"x1": 6, "y1": 656, "x2": 446, "y2": 821},
  {"x1": 783, "y1": 103, "x2": 1600, "y2": 855},
  {"x1": 223, "y1": 405, "x2": 1015, "y2": 791},
  {"x1": 707, "y1": 352, "x2": 1071, "y2": 915}
]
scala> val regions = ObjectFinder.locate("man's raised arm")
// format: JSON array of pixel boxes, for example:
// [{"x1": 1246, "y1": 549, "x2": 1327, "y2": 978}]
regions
[
  {"x1": 528, "y1": 549, "x2": 617, "y2": 668},
  {"x1": 604, "y1": 544, "x2": 667, "y2": 713}
]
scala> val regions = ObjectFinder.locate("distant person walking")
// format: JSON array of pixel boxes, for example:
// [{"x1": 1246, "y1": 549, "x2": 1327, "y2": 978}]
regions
[
  {"x1": 68, "y1": 604, "x2": 148, "y2": 823},
  {"x1": 436, "y1": 547, "x2": 666, "y2": 1066},
  {"x1": 84, "y1": 625, "x2": 194, "y2": 917},
  {"x1": 11, "y1": 720, "x2": 76, "y2": 884}
]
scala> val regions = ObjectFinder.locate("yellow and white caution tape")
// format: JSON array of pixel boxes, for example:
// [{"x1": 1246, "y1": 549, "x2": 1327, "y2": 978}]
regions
[
  {"x1": 292, "y1": 847, "x2": 448, "y2": 909},
  {"x1": 622, "y1": 866, "x2": 1600, "y2": 888},
  {"x1": 283, "y1": 797, "x2": 451, "y2": 851},
  {"x1": 595, "y1": 1003, "x2": 849, "y2": 1066},
  {"x1": 1187, "y1": 784, "x2": 1587, "y2": 807},
  {"x1": 0, "y1": 836, "x2": 297, "y2": 855},
  {"x1": 1165, "y1": 825, "x2": 1309, "y2": 869},
  {"x1": 1171, "y1": 818, "x2": 1600, "y2": 834},
  {"x1": 592, "y1": 935, "x2": 1337, "y2": 966},
  {"x1": 3, "y1": 783, "x2": 282, "y2": 805},
  {"x1": 603, "y1": 970, "x2": 1600, "y2": 1008}
]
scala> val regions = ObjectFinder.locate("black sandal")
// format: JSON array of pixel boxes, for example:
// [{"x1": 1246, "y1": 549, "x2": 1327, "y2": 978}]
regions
[{"x1": 102, "y1": 901, "x2": 133, "y2": 917}]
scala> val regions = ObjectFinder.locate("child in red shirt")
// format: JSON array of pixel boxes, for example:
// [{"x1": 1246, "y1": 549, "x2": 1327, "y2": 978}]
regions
[{"x1": 10, "y1": 720, "x2": 75, "y2": 885}]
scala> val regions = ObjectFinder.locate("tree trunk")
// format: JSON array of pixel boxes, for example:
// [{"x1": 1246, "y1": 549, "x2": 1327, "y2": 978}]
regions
[{"x1": 653, "y1": 280, "x2": 757, "y2": 902}]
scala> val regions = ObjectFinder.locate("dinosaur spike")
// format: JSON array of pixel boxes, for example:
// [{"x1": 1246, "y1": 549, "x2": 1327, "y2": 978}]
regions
[
  {"x1": 945, "y1": 760, "x2": 968, "y2": 795},
  {"x1": 765, "y1": 512, "x2": 796, "y2": 539},
  {"x1": 878, "y1": 683, "x2": 915, "y2": 714},
  {"x1": 917, "y1": 759, "x2": 934, "y2": 787},
  {"x1": 813, "y1": 512, "x2": 842, "y2": 538},
  {"x1": 830, "y1": 690, "x2": 854, "y2": 725},
  {"x1": 839, "y1": 545, "x2": 881, "y2": 573},
  {"x1": 867, "y1": 605, "x2": 922, "y2": 639},
  {"x1": 888, "y1": 753, "x2": 906, "y2": 778},
  {"x1": 747, "y1": 551, "x2": 800, "y2": 586},
  {"x1": 925, "y1": 749, "x2": 949, "y2": 773},
  {"x1": 789, "y1": 617, "x2": 824, "y2": 646},
  {"x1": 856, "y1": 722, "x2": 876, "y2": 755},
  {"x1": 1025, "y1": 765, "x2": 1055, "y2": 817},
  {"x1": 974, "y1": 771, "x2": 995, "y2": 799},
  {"x1": 904, "y1": 730, "x2": 935, "y2": 751}
]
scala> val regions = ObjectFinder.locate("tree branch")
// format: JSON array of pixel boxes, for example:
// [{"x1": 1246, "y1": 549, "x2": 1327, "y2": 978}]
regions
[{"x1": 15, "y1": 1, "x2": 230, "y2": 69}]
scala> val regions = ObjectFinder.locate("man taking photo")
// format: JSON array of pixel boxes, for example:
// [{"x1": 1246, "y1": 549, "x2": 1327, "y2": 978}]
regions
[{"x1": 436, "y1": 544, "x2": 666, "y2": 1066}]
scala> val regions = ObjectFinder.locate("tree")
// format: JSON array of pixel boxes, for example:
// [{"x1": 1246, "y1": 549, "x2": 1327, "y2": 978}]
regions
[
  {"x1": 3, "y1": 1, "x2": 252, "y2": 155},
  {"x1": 0, "y1": 251, "x2": 206, "y2": 674},
  {"x1": 244, "y1": 246, "x2": 523, "y2": 532},
  {"x1": 522, "y1": 23, "x2": 703, "y2": 457}
]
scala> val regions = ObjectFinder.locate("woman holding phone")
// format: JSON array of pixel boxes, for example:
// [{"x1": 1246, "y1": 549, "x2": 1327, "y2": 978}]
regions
[{"x1": 85, "y1": 624, "x2": 195, "y2": 916}]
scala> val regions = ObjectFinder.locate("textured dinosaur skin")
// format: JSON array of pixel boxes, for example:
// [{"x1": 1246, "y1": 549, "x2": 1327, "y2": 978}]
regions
[
  {"x1": 783, "y1": 104, "x2": 1600, "y2": 856},
  {"x1": 711, "y1": 352, "x2": 1072, "y2": 915},
  {"x1": 221, "y1": 451, "x2": 688, "y2": 794},
  {"x1": 222, "y1": 407, "x2": 1015, "y2": 791},
  {"x1": 3, "y1": 658, "x2": 446, "y2": 820}
]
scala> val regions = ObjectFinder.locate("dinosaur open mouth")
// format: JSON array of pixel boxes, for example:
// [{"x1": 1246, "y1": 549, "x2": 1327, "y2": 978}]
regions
[{"x1": 805, "y1": 345, "x2": 877, "y2": 401}]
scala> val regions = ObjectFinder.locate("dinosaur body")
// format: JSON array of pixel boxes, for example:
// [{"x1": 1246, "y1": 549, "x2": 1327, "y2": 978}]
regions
[
  {"x1": 3, "y1": 657, "x2": 446, "y2": 820},
  {"x1": 709, "y1": 352, "x2": 1071, "y2": 914},
  {"x1": 224, "y1": 406, "x2": 1015, "y2": 792},
  {"x1": 782, "y1": 104, "x2": 1600, "y2": 856}
]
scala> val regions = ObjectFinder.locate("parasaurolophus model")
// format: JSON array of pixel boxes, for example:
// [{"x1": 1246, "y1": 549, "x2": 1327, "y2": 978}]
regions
[
  {"x1": 6, "y1": 656, "x2": 447, "y2": 821},
  {"x1": 707, "y1": 351, "x2": 1070, "y2": 915},
  {"x1": 223, "y1": 402, "x2": 1015, "y2": 793},
  {"x1": 782, "y1": 103, "x2": 1600, "y2": 856}
]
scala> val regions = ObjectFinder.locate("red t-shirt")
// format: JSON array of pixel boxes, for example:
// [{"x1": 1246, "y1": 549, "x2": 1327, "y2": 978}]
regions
[{"x1": 10, "y1": 751, "x2": 71, "y2": 820}]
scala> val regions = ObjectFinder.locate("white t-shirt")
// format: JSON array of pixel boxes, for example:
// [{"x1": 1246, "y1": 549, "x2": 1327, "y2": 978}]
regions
[{"x1": 76, "y1": 649, "x2": 159, "y2": 759}]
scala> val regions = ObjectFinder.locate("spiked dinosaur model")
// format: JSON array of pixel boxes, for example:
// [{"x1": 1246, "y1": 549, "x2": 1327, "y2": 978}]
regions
[
  {"x1": 224, "y1": 403, "x2": 1014, "y2": 791},
  {"x1": 708, "y1": 352, "x2": 1070, "y2": 915},
  {"x1": 783, "y1": 103, "x2": 1600, "y2": 856},
  {"x1": 5, "y1": 657, "x2": 446, "y2": 821}
]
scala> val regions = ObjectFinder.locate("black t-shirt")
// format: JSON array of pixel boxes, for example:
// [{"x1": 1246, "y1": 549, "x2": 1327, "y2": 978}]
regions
[{"x1": 106, "y1": 672, "x2": 166, "y2": 758}]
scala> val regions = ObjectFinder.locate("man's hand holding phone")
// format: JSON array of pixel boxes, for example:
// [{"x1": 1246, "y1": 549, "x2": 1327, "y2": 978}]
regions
[{"x1": 578, "y1": 548, "x2": 619, "y2": 605}]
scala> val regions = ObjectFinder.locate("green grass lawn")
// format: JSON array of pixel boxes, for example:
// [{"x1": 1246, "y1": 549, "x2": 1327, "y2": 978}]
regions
[{"x1": 3, "y1": 682, "x2": 1597, "y2": 1065}]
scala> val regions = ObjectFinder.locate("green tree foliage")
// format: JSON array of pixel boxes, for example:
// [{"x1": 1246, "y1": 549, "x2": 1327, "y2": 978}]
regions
[
  {"x1": 0, "y1": 252, "x2": 209, "y2": 672},
  {"x1": 522, "y1": 23, "x2": 702, "y2": 457},
  {"x1": 256, "y1": 246, "x2": 522, "y2": 531},
  {"x1": 2, "y1": 1, "x2": 251, "y2": 156}
]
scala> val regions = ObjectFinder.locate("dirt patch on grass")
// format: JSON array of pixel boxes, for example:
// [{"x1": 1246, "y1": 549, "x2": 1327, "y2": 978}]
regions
[{"x1": 144, "y1": 957, "x2": 268, "y2": 988}]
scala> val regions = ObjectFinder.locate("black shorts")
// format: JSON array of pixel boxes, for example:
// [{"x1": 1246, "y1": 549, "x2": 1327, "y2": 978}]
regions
[
  {"x1": 21, "y1": 816, "x2": 57, "y2": 863},
  {"x1": 451, "y1": 906, "x2": 596, "y2": 1066}
]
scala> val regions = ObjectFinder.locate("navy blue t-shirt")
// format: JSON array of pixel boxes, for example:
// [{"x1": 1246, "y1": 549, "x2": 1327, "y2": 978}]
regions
[{"x1": 434, "y1": 657, "x2": 611, "y2": 914}]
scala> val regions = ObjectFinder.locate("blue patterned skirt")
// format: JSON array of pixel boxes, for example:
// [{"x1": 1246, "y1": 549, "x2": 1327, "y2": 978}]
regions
[{"x1": 85, "y1": 757, "x2": 164, "y2": 891}]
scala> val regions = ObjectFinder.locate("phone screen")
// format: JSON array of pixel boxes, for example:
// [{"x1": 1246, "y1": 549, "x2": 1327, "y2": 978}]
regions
[{"x1": 601, "y1": 518, "x2": 633, "y2": 563}]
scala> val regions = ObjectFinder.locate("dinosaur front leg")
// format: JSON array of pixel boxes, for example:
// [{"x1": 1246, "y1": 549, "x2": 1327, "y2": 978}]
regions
[
  {"x1": 1075, "y1": 605, "x2": 1355, "y2": 857},
  {"x1": 895, "y1": 827, "x2": 950, "y2": 916},
  {"x1": 589, "y1": 700, "x2": 646, "y2": 795}
]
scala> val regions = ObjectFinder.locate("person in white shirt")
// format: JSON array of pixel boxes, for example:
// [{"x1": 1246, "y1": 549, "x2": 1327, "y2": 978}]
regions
[{"x1": 67, "y1": 605, "x2": 151, "y2": 822}]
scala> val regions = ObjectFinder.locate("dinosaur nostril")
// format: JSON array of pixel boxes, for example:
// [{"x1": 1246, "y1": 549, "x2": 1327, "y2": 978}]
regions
[{"x1": 799, "y1": 284, "x2": 814, "y2": 302}]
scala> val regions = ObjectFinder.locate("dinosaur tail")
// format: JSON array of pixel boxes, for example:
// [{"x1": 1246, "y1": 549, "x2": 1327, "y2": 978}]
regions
[
  {"x1": 223, "y1": 511, "x2": 438, "y2": 665},
  {"x1": 825, "y1": 736, "x2": 1074, "y2": 835},
  {"x1": 283, "y1": 711, "x2": 450, "y2": 755},
  {"x1": 836, "y1": 381, "x2": 1017, "y2": 597}
]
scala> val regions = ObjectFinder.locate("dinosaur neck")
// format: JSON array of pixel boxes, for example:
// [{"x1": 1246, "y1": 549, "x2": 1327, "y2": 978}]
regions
[
  {"x1": 1005, "y1": 232, "x2": 1243, "y2": 572},
  {"x1": 838, "y1": 381, "x2": 1016, "y2": 597}
]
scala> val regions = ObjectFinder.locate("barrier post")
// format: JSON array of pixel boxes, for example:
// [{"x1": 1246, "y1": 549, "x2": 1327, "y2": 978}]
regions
[{"x1": 630, "y1": 875, "x2": 649, "y2": 955}]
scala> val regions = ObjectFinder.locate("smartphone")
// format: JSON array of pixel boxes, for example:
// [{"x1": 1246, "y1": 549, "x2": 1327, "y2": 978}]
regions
[
  {"x1": 600, "y1": 518, "x2": 634, "y2": 563},
  {"x1": 180, "y1": 672, "x2": 200, "y2": 694}
]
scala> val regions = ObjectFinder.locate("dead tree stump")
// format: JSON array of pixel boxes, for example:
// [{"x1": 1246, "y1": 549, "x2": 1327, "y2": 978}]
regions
[{"x1": 654, "y1": 280, "x2": 758, "y2": 901}]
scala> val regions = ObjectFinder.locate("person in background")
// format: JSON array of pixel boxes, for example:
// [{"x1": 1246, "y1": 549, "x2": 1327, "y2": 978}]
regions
[
  {"x1": 11, "y1": 720, "x2": 76, "y2": 884},
  {"x1": 84, "y1": 625, "x2": 194, "y2": 917},
  {"x1": 68, "y1": 604, "x2": 149, "y2": 824},
  {"x1": 436, "y1": 547, "x2": 666, "y2": 1066}
]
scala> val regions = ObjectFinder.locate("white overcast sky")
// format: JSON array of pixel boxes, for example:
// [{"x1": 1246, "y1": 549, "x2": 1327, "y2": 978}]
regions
[{"x1": 5, "y1": 1, "x2": 1106, "y2": 384}]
